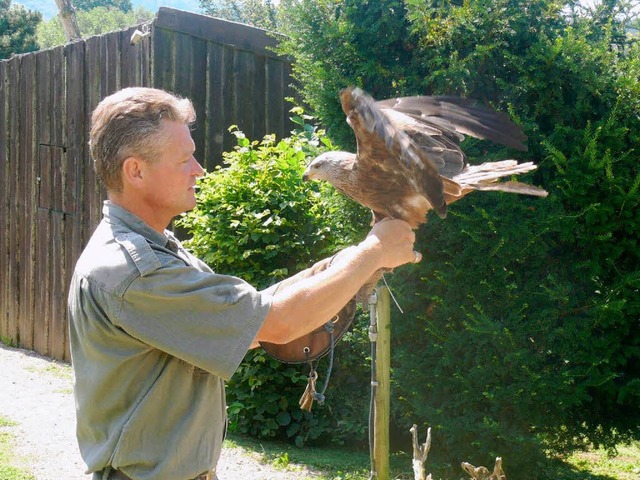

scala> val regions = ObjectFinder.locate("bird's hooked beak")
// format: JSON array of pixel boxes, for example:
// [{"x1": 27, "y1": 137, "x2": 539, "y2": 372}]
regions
[{"x1": 302, "y1": 165, "x2": 314, "y2": 182}]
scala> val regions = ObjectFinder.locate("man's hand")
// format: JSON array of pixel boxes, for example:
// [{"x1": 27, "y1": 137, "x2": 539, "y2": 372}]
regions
[{"x1": 361, "y1": 218, "x2": 420, "y2": 270}]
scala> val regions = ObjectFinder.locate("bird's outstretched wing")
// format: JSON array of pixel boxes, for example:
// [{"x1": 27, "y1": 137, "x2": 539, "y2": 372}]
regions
[{"x1": 339, "y1": 88, "x2": 532, "y2": 220}]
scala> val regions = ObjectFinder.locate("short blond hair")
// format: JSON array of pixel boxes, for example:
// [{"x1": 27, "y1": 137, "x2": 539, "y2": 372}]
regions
[{"x1": 89, "y1": 87, "x2": 196, "y2": 192}]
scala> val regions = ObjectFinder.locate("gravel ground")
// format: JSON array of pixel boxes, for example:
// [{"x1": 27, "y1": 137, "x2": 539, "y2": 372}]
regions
[{"x1": 0, "y1": 344, "x2": 321, "y2": 480}]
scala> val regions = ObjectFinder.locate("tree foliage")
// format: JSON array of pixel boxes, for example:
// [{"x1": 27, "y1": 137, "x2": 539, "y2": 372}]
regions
[
  {"x1": 36, "y1": 5, "x2": 153, "y2": 48},
  {"x1": 275, "y1": 0, "x2": 640, "y2": 476},
  {"x1": 275, "y1": 0, "x2": 415, "y2": 150},
  {"x1": 198, "y1": 0, "x2": 278, "y2": 30},
  {"x1": 0, "y1": 0, "x2": 41, "y2": 59},
  {"x1": 73, "y1": 0, "x2": 133, "y2": 13}
]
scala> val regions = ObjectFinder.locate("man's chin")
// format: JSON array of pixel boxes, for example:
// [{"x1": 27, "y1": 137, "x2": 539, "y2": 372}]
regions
[{"x1": 184, "y1": 198, "x2": 198, "y2": 212}]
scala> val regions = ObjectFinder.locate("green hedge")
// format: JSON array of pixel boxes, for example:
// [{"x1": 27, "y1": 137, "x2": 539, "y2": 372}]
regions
[{"x1": 273, "y1": 0, "x2": 640, "y2": 476}]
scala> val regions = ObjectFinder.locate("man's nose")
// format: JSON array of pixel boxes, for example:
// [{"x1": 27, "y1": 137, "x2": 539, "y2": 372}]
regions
[{"x1": 191, "y1": 157, "x2": 205, "y2": 176}]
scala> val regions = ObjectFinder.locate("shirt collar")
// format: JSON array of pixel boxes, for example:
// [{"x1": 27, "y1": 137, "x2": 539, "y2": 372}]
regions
[{"x1": 102, "y1": 200, "x2": 174, "y2": 248}]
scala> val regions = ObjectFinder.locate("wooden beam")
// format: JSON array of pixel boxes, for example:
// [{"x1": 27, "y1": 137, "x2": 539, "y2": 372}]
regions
[{"x1": 154, "y1": 7, "x2": 287, "y2": 60}]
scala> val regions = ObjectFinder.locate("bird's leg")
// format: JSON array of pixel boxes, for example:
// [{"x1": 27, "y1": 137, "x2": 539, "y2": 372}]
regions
[{"x1": 372, "y1": 211, "x2": 388, "y2": 226}]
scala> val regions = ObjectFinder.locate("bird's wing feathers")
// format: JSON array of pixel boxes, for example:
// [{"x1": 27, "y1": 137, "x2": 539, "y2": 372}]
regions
[
  {"x1": 398, "y1": 121, "x2": 468, "y2": 177},
  {"x1": 376, "y1": 95, "x2": 528, "y2": 153},
  {"x1": 340, "y1": 87, "x2": 450, "y2": 218}
]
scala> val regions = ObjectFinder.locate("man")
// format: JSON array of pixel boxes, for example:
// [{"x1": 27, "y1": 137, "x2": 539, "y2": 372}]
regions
[{"x1": 68, "y1": 87, "x2": 420, "y2": 480}]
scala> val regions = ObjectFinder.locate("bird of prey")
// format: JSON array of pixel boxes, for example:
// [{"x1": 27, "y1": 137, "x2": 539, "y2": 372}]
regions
[{"x1": 303, "y1": 87, "x2": 547, "y2": 228}]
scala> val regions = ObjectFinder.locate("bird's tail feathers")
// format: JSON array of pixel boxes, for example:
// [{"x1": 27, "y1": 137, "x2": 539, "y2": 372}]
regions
[
  {"x1": 453, "y1": 160, "x2": 548, "y2": 197},
  {"x1": 442, "y1": 176, "x2": 463, "y2": 196},
  {"x1": 468, "y1": 181, "x2": 548, "y2": 197},
  {"x1": 453, "y1": 160, "x2": 534, "y2": 183}
]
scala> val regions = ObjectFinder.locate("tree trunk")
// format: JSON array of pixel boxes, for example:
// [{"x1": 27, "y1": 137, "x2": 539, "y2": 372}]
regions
[{"x1": 54, "y1": 0, "x2": 81, "y2": 42}]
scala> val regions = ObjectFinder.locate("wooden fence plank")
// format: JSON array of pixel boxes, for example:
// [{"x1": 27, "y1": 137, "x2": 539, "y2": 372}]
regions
[
  {"x1": 63, "y1": 39, "x2": 86, "y2": 260},
  {"x1": 120, "y1": 26, "x2": 149, "y2": 88},
  {"x1": 51, "y1": 47, "x2": 65, "y2": 152},
  {"x1": 61, "y1": 40, "x2": 87, "y2": 361},
  {"x1": 35, "y1": 51, "x2": 52, "y2": 148},
  {"x1": 202, "y1": 42, "x2": 233, "y2": 171},
  {"x1": 173, "y1": 31, "x2": 193, "y2": 98},
  {"x1": 252, "y1": 54, "x2": 266, "y2": 140},
  {"x1": 6, "y1": 56, "x2": 20, "y2": 347},
  {"x1": 220, "y1": 46, "x2": 235, "y2": 156},
  {"x1": 0, "y1": 60, "x2": 7, "y2": 342},
  {"x1": 190, "y1": 36, "x2": 209, "y2": 158},
  {"x1": 8, "y1": 57, "x2": 24, "y2": 343},
  {"x1": 46, "y1": 46, "x2": 68, "y2": 360},
  {"x1": 152, "y1": 27, "x2": 174, "y2": 92},
  {"x1": 18, "y1": 54, "x2": 33, "y2": 349},
  {"x1": 84, "y1": 36, "x2": 107, "y2": 231},
  {"x1": 47, "y1": 146, "x2": 63, "y2": 357},
  {"x1": 65, "y1": 40, "x2": 85, "y2": 231},
  {"x1": 105, "y1": 31, "x2": 121, "y2": 96},
  {"x1": 233, "y1": 50, "x2": 256, "y2": 140},
  {"x1": 49, "y1": 211, "x2": 66, "y2": 359},
  {"x1": 265, "y1": 58, "x2": 285, "y2": 138},
  {"x1": 140, "y1": 26, "x2": 151, "y2": 87},
  {"x1": 205, "y1": 42, "x2": 224, "y2": 168},
  {"x1": 18, "y1": 53, "x2": 37, "y2": 350},
  {"x1": 33, "y1": 50, "x2": 53, "y2": 356},
  {"x1": 173, "y1": 32, "x2": 208, "y2": 157},
  {"x1": 35, "y1": 198, "x2": 51, "y2": 355},
  {"x1": 49, "y1": 47, "x2": 65, "y2": 359}
]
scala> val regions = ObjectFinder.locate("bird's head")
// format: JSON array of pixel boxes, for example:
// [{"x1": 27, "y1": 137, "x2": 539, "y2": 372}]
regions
[{"x1": 302, "y1": 151, "x2": 356, "y2": 185}]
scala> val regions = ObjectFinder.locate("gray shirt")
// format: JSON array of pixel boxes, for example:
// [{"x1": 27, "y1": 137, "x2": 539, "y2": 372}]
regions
[{"x1": 68, "y1": 201, "x2": 272, "y2": 480}]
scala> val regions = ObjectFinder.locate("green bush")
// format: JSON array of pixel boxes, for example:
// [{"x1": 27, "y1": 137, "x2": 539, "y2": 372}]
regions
[{"x1": 178, "y1": 111, "x2": 371, "y2": 446}]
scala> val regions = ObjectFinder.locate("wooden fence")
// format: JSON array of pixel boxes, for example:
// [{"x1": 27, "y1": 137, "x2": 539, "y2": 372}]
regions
[{"x1": 0, "y1": 8, "x2": 294, "y2": 361}]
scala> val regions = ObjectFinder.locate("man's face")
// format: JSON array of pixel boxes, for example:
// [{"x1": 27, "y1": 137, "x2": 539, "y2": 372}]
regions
[{"x1": 140, "y1": 120, "x2": 204, "y2": 219}]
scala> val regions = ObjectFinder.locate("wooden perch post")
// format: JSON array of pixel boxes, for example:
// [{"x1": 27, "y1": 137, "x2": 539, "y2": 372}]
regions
[
  {"x1": 371, "y1": 287, "x2": 391, "y2": 480},
  {"x1": 410, "y1": 424, "x2": 432, "y2": 480}
]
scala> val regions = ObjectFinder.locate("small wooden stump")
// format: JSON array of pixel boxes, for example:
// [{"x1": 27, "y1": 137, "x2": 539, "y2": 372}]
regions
[
  {"x1": 410, "y1": 424, "x2": 432, "y2": 480},
  {"x1": 461, "y1": 457, "x2": 506, "y2": 480}
]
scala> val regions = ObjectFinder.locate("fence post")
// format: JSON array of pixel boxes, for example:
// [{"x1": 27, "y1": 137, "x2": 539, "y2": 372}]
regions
[{"x1": 373, "y1": 286, "x2": 391, "y2": 480}]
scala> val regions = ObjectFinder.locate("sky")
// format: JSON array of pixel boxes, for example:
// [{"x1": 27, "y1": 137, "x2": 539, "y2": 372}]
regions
[{"x1": 15, "y1": 0, "x2": 203, "y2": 20}]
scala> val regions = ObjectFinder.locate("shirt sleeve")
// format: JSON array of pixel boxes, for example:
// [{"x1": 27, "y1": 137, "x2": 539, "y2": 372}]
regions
[{"x1": 114, "y1": 258, "x2": 272, "y2": 380}]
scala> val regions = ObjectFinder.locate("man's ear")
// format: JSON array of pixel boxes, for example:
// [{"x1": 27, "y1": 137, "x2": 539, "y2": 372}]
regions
[{"x1": 121, "y1": 157, "x2": 145, "y2": 187}]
